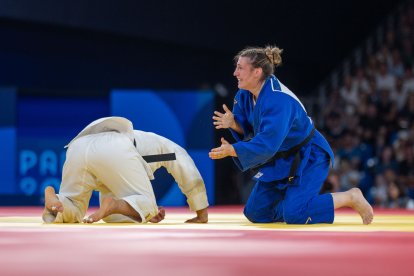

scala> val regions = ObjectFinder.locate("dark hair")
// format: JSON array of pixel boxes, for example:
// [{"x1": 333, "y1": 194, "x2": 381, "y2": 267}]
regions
[{"x1": 234, "y1": 45, "x2": 283, "y2": 80}]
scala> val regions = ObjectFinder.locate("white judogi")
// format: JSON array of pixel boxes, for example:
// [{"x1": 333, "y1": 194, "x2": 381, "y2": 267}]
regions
[{"x1": 42, "y1": 117, "x2": 209, "y2": 223}]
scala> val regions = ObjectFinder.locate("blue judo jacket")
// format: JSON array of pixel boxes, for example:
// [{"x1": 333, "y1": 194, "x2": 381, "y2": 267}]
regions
[{"x1": 230, "y1": 75, "x2": 334, "y2": 183}]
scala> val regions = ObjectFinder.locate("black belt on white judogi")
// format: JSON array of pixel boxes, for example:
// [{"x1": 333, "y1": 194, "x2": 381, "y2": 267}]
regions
[{"x1": 133, "y1": 138, "x2": 177, "y2": 163}]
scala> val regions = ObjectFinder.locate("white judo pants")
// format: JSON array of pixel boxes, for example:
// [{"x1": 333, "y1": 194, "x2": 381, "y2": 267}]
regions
[{"x1": 43, "y1": 132, "x2": 159, "y2": 223}]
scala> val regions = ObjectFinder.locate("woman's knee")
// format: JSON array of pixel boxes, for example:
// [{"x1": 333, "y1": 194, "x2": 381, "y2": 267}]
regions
[
  {"x1": 283, "y1": 209, "x2": 309, "y2": 224},
  {"x1": 243, "y1": 206, "x2": 273, "y2": 223}
]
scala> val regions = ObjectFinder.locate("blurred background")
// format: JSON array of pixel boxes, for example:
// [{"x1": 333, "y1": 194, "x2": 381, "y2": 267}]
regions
[{"x1": 1, "y1": 0, "x2": 413, "y2": 209}]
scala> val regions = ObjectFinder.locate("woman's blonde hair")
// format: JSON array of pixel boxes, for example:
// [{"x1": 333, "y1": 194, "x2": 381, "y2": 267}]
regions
[{"x1": 234, "y1": 45, "x2": 283, "y2": 80}]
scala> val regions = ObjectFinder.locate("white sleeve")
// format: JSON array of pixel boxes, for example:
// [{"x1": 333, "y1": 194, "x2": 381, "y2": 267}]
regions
[{"x1": 133, "y1": 130, "x2": 209, "y2": 211}]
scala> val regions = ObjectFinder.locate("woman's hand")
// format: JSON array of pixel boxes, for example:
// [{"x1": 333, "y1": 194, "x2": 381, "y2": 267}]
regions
[
  {"x1": 213, "y1": 104, "x2": 236, "y2": 129},
  {"x1": 213, "y1": 104, "x2": 243, "y2": 134},
  {"x1": 149, "y1": 206, "x2": 166, "y2": 223},
  {"x1": 209, "y1": 137, "x2": 237, "y2": 159}
]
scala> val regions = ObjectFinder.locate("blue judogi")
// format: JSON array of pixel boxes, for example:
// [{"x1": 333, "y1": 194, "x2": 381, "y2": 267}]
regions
[{"x1": 230, "y1": 75, "x2": 335, "y2": 224}]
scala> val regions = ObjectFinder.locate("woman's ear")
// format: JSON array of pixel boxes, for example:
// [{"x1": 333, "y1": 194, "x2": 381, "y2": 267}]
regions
[{"x1": 254, "y1": 67, "x2": 263, "y2": 79}]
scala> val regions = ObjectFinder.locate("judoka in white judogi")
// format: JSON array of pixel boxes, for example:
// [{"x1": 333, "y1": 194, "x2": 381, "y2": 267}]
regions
[{"x1": 42, "y1": 117, "x2": 209, "y2": 223}]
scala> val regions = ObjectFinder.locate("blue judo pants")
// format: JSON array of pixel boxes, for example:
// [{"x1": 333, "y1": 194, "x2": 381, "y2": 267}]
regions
[{"x1": 244, "y1": 144, "x2": 334, "y2": 224}]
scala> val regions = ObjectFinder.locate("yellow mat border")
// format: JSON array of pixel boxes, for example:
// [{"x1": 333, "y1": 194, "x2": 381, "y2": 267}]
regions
[{"x1": 1, "y1": 213, "x2": 413, "y2": 232}]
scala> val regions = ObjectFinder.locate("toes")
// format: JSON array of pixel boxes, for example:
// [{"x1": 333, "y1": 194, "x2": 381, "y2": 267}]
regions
[
  {"x1": 363, "y1": 213, "x2": 374, "y2": 225},
  {"x1": 83, "y1": 217, "x2": 94, "y2": 223},
  {"x1": 49, "y1": 204, "x2": 64, "y2": 213}
]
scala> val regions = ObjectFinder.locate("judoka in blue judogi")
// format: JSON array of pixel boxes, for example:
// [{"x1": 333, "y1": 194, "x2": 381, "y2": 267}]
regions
[{"x1": 210, "y1": 46, "x2": 373, "y2": 225}]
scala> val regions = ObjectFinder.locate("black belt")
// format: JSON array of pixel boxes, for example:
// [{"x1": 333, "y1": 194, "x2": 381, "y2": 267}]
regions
[
  {"x1": 273, "y1": 128, "x2": 315, "y2": 160},
  {"x1": 253, "y1": 127, "x2": 315, "y2": 183},
  {"x1": 142, "y1": 153, "x2": 176, "y2": 163},
  {"x1": 133, "y1": 139, "x2": 177, "y2": 163}
]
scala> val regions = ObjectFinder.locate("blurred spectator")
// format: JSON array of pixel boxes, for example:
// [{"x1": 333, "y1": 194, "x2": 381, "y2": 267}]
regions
[
  {"x1": 376, "y1": 146, "x2": 399, "y2": 174},
  {"x1": 321, "y1": 171, "x2": 341, "y2": 193},
  {"x1": 388, "y1": 49, "x2": 405, "y2": 77},
  {"x1": 321, "y1": 110, "x2": 346, "y2": 148},
  {"x1": 338, "y1": 158, "x2": 361, "y2": 191},
  {"x1": 402, "y1": 65, "x2": 414, "y2": 92},
  {"x1": 376, "y1": 62, "x2": 396, "y2": 92},
  {"x1": 353, "y1": 66, "x2": 371, "y2": 94},
  {"x1": 398, "y1": 93, "x2": 414, "y2": 129},
  {"x1": 400, "y1": 38, "x2": 414, "y2": 65},
  {"x1": 340, "y1": 74, "x2": 359, "y2": 107},
  {"x1": 387, "y1": 180, "x2": 407, "y2": 208},
  {"x1": 336, "y1": 130, "x2": 362, "y2": 169},
  {"x1": 390, "y1": 77, "x2": 408, "y2": 110}
]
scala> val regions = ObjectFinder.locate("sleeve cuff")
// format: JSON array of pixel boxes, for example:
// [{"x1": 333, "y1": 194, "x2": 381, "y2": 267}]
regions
[
  {"x1": 187, "y1": 192, "x2": 209, "y2": 211},
  {"x1": 123, "y1": 195, "x2": 158, "y2": 223}
]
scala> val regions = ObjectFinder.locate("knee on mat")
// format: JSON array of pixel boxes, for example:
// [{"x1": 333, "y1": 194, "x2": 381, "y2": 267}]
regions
[
  {"x1": 243, "y1": 206, "x2": 272, "y2": 223},
  {"x1": 283, "y1": 209, "x2": 309, "y2": 225}
]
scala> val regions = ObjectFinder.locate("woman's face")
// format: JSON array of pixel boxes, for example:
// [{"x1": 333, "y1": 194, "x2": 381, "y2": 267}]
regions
[{"x1": 233, "y1": 57, "x2": 261, "y2": 91}]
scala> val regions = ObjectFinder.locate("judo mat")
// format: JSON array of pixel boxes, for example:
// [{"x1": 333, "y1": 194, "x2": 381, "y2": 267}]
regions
[{"x1": 1, "y1": 206, "x2": 413, "y2": 276}]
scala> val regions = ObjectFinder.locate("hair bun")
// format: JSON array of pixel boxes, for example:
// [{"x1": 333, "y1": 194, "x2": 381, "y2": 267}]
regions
[{"x1": 265, "y1": 46, "x2": 283, "y2": 66}]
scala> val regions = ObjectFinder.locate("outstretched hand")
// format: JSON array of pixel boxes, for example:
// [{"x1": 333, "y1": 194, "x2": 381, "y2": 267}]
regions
[
  {"x1": 150, "y1": 206, "x2": 166, "y2": 223},
  {"x1": 213, "y1": 104, "x2": 236, "y2": 129},
  {"x1": 209, "y1": 137, "x2": 237, "y2": 159}
]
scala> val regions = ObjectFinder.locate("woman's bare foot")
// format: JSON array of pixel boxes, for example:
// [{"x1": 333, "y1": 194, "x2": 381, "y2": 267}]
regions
[
  {"x1": 84, "y1": 197, "x2": 117, "y2": 223},
  {"x1": 84, "y1": 197, "x2": 142, "y2": 223},
  {"x1": 44, "y1": 186, "x2": 63, "y2": 214},
  {"x1": 185, "y1": 207, "x2": 208, "y2": 223},
  {"x1": 349, "y1": 188, "x2": 374, "y2": 225}
]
